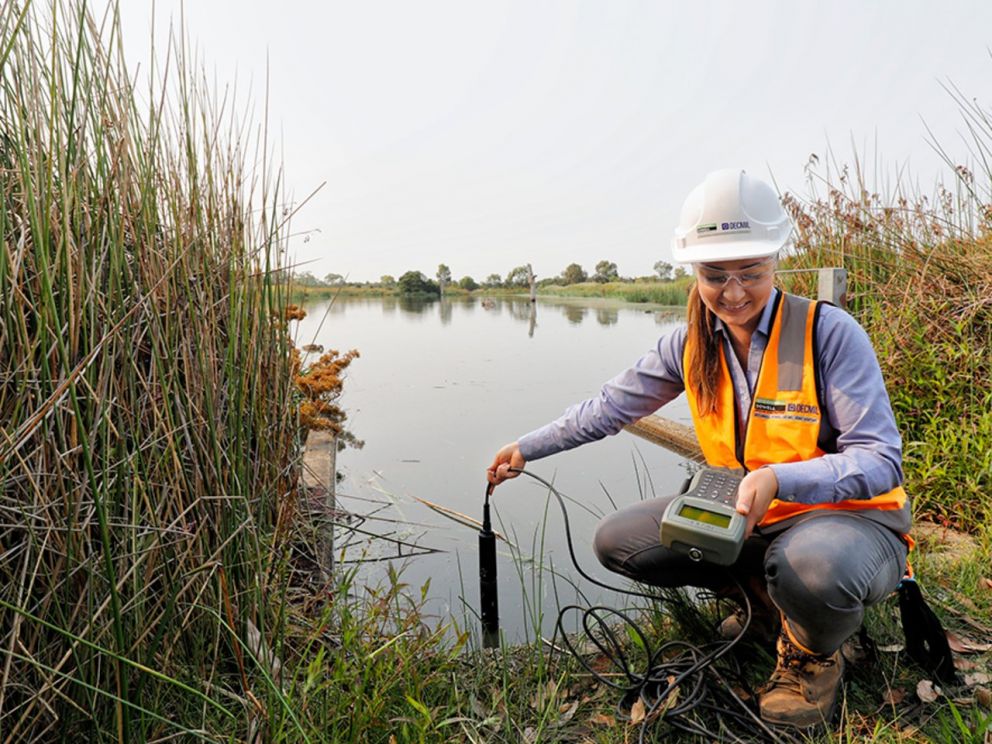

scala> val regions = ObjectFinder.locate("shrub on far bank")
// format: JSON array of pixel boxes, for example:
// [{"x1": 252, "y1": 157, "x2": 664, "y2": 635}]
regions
[{"x1": 397, "y1": 270, "x2": 441, "y2": 296}]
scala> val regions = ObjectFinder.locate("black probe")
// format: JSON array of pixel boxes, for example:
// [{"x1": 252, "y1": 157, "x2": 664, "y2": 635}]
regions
[{"x1": 479, "y1": 482, "x2": 499, "y2": 648}]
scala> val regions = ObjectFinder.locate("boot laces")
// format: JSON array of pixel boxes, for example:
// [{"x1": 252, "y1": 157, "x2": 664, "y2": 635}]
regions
[{"x1": 767, "y1": 636, "x2": 836, "y2": 694}]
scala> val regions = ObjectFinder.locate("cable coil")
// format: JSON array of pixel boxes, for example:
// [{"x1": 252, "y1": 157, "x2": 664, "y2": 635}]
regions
[{"x1": 505, "y1": 468, "x2": 801, "y2": 743}]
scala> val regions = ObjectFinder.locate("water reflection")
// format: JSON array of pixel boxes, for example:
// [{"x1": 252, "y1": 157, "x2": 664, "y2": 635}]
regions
[
  {"x1": 563, "y1": 304, "x2": 587, "y2": 325},
  {"x1": 595, "y1": 308, "x2": 619, "y2": 326},
  {"x1": 654, "y1": 309, "x2": 684, "y2": 325},
  {"x1": 505, "y1": 299, "x2": 533, "y2": 323},
  {"x1": 397, "y1": 295, "x2": 437, "y2": 315},
  {"x1": 316, "y1": 298, "x2": 347, "y2": 316},
  {"x1": 327, "y1": 295, "x2": 684, "y2": 332}
]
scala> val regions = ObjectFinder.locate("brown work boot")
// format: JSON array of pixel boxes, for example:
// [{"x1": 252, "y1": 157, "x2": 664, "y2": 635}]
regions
[
  {"x1": 718, "y1": 606, "x2": 780, "y2": 644},
  {"x1": 759, "y1": 626, "x2": 844, "y2": 729},
  {"x1": 715, "y1": 576, "x2": 780, "y2": 644}
]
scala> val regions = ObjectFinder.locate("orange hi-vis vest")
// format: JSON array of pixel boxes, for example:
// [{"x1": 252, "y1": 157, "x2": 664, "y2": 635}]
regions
[{"x1": 683, "y1": 292, "x2": 911, "y2": 532}]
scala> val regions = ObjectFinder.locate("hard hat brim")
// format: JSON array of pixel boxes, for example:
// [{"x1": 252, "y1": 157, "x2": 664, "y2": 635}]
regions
[{"x1": 671, "y1": 238, "x2": 785, "y2": 265}]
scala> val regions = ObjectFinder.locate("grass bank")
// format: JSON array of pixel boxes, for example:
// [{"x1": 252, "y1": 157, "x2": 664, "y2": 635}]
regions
[
  {"x1": 290, "y1": 284, "x2": 474, "y2": 302},
  {"x1": 292, "y1": 282, "x2": 690, "y2": 305},
  {"x1": 538, "y1": 279, "x2": 691, "y2": 305}
]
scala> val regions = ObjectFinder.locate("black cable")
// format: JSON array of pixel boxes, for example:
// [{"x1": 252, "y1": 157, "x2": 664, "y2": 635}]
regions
[{"x1": 502, "y1": 467, "x2": 798, "y2": 744}]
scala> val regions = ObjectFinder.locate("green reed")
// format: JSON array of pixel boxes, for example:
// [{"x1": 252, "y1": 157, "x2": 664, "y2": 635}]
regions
[{"x1": 0, "y1": 2, "x2": 300, "y2": 739}]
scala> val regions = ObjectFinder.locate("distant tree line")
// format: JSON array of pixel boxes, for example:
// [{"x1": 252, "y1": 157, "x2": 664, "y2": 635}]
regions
[
  {"x1": 293, "y1": 258, "x2": 688, "y2": 295},
  {"x1": 552, "y1": 259, "x2": 686, "y2": 285}
]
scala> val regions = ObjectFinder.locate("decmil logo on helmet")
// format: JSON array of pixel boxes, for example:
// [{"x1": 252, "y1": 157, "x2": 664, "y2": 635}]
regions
[{"x1": 721, "y1": 220, "x2": 750, "y2": 232}]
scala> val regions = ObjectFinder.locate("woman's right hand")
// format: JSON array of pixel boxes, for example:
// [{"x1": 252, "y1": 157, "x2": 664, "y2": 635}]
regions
[{"x1": 487, "y1": 442, "x2": 526, "y2": 487}]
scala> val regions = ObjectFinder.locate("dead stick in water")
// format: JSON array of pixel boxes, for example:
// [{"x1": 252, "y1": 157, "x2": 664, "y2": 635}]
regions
[{"x1": 412, "y1": 496, "x2": 514, "y2": 546}]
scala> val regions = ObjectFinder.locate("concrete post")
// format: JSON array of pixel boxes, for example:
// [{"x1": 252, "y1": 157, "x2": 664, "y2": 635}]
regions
[
  {"x1": 817, "y1": 267, "x2": 847, "y2": 309},
  {"x1": 303, "y1": 430, "x2": 337, "y2": 580}
]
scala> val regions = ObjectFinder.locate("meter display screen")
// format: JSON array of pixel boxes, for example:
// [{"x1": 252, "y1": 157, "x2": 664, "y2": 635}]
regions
[{"x1": 677, "y1": 504, "x2": 732, "y2": 529}]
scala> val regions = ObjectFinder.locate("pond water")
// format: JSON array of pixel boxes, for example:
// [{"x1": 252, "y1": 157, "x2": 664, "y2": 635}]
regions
[{"x1": 295, "y1": 294, "x2": 694, "y2": 643}]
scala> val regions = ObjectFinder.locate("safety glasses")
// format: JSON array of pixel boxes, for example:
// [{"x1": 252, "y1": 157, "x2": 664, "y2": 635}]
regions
[{"x1": 694, "y1": 258, "x2": 777, "y2": 289}]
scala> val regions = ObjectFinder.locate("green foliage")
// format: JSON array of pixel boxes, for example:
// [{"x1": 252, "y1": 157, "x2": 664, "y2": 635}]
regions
[
  {"x1": 295, "y1": 269, "x2": 324, "y2": 286},
  {"x1": 653, "y1": 260, "x2": 673, "y2": 280},
  {"x1": 458, "y1": 275, "x2": 479, "y2": 291},
  {"x1": 592, "y1": 259, "x2": 619, "y2": 283},
  {"x1": 560, "y1": 262, "x2": 588, "y2": 285},
  {"x1": 380, "y1": 274, "x2": 397, "y2": 287},
  {"x1": 484, "y1": 272, "x2": 503, "y2": 288},
  {"x1": 397, "y1": 270, "x2": 441, "y2": 296},
  {"x1": 265, "y1": 566, "x2": 471, "y2": 743},
  {"x1": 933, "y1": 699, "x2": 992, "y2": 744},
  {"x1": 505, "y1": 264, "x2": 531, "y2": 288}
]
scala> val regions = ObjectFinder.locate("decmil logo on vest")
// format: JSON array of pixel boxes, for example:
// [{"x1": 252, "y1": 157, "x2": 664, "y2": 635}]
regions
[{"x1": 754, "y1": 398, "x2": 819, "y2": 423}]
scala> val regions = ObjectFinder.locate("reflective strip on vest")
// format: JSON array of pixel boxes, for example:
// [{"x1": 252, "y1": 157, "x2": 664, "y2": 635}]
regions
[{"x1": 683, "y1": 292, "x2": 910, "y2": 529}]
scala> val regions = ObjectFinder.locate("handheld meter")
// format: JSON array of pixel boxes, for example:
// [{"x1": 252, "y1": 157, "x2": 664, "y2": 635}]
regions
[{"x1": 660, "y1": 468, "x2": 746, "y2": 566}]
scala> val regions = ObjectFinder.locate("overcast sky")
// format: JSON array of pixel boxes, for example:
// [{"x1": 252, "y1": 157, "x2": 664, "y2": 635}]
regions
[{"x1": 119, "y1": 2, "x2": 992, "y2": 283}]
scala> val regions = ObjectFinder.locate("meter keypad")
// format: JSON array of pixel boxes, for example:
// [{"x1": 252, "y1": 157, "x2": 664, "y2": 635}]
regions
[{"x1": 690, "y1": 470, "x2": 740, "y2": 507}]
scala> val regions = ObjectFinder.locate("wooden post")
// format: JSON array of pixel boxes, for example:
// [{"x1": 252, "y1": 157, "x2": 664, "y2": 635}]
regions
[
  {"x1": 303, "y1": 430, "x2": 337, "y2": 580},
  {"x1": 624, "y1": 415, "x2": 704, "y2": 462},
  {"x1": 527, "y1": 264, "x2": 536, "y2": 303},
  {"x1": 817, "y1": 267, "x2": 847, "y2": 309}
]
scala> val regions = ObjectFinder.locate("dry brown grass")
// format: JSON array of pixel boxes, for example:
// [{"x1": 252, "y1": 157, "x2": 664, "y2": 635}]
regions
[{"x1": 781, "y1": 156, "x2": 992, "y2": 528}]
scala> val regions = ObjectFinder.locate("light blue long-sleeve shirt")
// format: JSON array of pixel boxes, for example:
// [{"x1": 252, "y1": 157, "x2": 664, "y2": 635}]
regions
[{"x1": 517, "y1": 289, "x2": 905, "y2": 505}]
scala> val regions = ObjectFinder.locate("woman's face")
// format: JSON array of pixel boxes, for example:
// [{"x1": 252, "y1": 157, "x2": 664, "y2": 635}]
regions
[{"x1": 694, "y1": 256, "x2": 777, "y2": 337}]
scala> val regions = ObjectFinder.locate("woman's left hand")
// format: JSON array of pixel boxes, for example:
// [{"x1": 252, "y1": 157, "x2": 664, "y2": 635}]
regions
[{"x1": 735, "y1": 468, "x2": 779, "y2": 538}]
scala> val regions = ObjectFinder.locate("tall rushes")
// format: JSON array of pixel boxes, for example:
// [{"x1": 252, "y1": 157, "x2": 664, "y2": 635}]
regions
[
  {"x1": 782, "y1": 147, "x2": 992, "y2": 527},
  {"x1": 0, "y1": 2, "x2": 299, "y2": 739}
]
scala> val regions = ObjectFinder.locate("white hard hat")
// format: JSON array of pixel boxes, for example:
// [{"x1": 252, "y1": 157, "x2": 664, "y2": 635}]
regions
[{"x1": 671, "y1": 169, "x2": 793, "y2": 263}]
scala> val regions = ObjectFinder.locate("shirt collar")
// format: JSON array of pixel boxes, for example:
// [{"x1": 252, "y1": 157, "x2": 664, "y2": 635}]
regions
[{"x1": 711, "y1": 287, "x2": 780, "y2": 340}]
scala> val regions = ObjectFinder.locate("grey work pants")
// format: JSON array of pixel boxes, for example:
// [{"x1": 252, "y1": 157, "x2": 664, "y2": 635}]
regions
[{"x1": 592, "y1": 492, "x2": 908, "y2": 655}]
